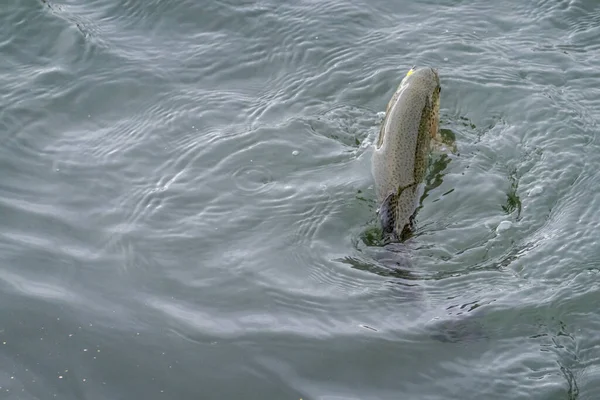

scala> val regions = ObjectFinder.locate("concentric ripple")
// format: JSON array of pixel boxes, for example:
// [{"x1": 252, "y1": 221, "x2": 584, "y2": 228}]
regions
[{"x1": 232, "y1": 165, "x2": 275, "y2": 195}]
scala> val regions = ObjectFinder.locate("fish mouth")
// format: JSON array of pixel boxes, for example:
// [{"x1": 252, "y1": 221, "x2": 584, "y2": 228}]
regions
[
  {"x1": 401, "y1": 66, "x2": 441, "y2": 89},
  {"x1": 405, "y1": 65, "x2": 417, "y2": 77}
]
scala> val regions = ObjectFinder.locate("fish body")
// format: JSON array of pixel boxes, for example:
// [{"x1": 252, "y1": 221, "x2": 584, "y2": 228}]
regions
[{"x1": 371, "y1": 66, "x2": 441, "y2": 241}]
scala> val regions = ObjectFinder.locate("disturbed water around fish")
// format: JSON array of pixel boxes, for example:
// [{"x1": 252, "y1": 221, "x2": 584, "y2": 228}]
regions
[{"x1": 1, "y1": 0, "x2": 600, "y2": 398}]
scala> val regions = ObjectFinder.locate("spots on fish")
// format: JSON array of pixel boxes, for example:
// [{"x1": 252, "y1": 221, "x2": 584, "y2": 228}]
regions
[
  {"x1": 378, "y1": 181, "x2": 420, "y2": 240},
  {"x1": 413, "y1": 94, "x2": 433, "y2": 184}
]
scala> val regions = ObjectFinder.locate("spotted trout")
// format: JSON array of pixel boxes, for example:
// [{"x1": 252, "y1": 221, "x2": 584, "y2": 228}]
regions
[{"x1": 371, "y1": 66, "x2": 442, "y2": 241}]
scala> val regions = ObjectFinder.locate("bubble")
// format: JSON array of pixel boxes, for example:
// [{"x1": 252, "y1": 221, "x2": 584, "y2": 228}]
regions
[
  {"x1": 232, "y1": 165, "x2": 274, "y2": 195},
  {"x1": 292, "y1": 150, "x2": 299, "y2": 156},
  {"x1": 496, "y1": 221, "x2": 513, "y2": 233},
  {"x1": 528, "y1": 186, "x2": 543, "y2": 197}
]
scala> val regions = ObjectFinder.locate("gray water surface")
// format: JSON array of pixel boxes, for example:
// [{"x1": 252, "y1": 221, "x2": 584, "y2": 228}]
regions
[{"x1": 1, "y1": 0, "x2": 600, "y2": 399}]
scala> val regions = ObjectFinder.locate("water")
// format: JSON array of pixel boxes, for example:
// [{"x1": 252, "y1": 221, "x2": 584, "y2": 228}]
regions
[{"x1": 1, "y1": 0, "x2": 599, "y2": 398}]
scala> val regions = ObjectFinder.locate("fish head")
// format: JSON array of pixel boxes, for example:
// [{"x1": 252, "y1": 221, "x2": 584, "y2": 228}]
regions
[{"x1": 400, "y1": 66, "x2": 441, "y2": 140}]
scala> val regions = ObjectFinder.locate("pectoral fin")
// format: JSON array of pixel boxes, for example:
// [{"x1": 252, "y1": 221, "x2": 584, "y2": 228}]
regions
[
  {"x1": 378, "y1": 192, "x2": 398, "y2": 237},
  {"x1": 431, "y1": 128, "x2": 458, "y2": 155},
  {"x1": 378, "y1": 183, "x2": 420, "y2": 242}
]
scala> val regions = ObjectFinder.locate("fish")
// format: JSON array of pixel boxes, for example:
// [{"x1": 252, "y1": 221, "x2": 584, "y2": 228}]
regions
[{"x1": 371, "y1": 66, "x2": 443, "y2": 242}]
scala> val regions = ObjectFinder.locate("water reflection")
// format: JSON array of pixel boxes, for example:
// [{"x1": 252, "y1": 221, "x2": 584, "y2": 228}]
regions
[
  {"x1": 501, "y1": 168, "x2": 522, "y2": 219},
  {"x1": 337, "y1": 252, "x2": 418, "y2": 283}
]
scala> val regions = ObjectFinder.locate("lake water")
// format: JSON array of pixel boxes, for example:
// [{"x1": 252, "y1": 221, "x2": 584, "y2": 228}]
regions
[{"x1": 1, "y1": 0, "x2": 600, "y2": 399}]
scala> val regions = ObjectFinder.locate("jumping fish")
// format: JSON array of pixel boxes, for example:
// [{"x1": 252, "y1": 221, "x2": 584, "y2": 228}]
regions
[{"x1": 371, "y1": 66, "x2": 443, "y2": 241}]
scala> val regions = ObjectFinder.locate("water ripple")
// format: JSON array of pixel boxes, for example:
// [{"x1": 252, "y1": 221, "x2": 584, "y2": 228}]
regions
[{"x1": 3, "y1": 0, "x2": 600, "y2": 398}]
